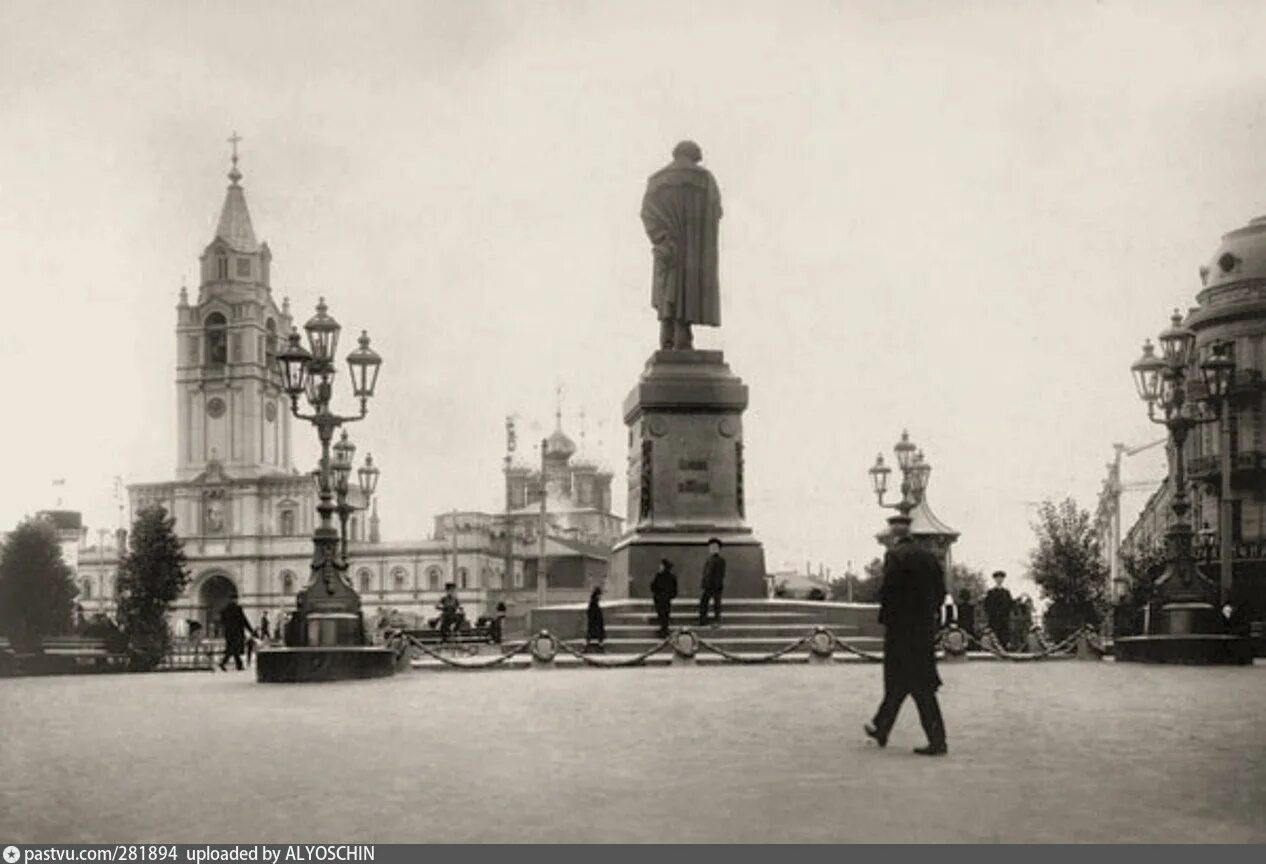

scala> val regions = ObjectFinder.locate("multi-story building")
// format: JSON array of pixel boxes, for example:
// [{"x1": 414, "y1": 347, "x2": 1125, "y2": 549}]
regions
[
  {"x1": 75, "y1": 150, "x2": 621, "y2": 637},
  {"x1": 1122, "y1": 212, "x2": 1266, "y2": 622}
]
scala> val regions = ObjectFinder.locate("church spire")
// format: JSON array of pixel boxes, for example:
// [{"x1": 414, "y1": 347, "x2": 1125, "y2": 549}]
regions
[{"x1": 214, "y1": 132, "x2": 258, "y2": 252}]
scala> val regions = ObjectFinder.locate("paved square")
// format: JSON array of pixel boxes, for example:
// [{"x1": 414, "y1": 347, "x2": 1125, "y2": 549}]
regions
[{"x1": 2, "y1": 662, "x2": 1263, "y2": 842}]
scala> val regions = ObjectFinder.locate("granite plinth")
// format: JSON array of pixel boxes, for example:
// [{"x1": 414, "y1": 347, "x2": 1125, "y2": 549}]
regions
[
  {"x1": 613, "y1": 349, "x2": 765, "y2": 598},
  {"x1": 255, "y1": 646, "x2": 396, "y2": 683}
]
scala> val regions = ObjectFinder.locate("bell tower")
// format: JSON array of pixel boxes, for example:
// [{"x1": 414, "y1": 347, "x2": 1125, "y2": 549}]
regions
[{"x1": 175, "y1": 136, "x2": 294, "y2": 481}]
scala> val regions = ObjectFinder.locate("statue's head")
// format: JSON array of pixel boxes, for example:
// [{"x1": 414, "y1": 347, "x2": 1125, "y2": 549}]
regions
[{"x1": 672, "y1": 140, "x2": 703, "y2": 163}]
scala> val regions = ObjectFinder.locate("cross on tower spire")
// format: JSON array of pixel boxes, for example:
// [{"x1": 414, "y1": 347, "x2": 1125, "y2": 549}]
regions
[{"x1": 227, "y1": 131, "x2": 243, "y2": 186}]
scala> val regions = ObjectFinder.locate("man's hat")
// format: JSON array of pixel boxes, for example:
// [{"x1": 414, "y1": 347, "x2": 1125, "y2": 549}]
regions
[
  {"x1": 992, "y1": 570, "x2": 1006, "y2": 580},
  {"x1": 707, "y1": 537, "x2": 723, "y2": 547},
  {"x1": 444, "y1": 582, "x2": 456, "y2": 590}
]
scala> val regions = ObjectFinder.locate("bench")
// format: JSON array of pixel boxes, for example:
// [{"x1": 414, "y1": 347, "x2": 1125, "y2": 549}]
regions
[
  {"x1": 0, "y1": 636, "x2": 130, "y2": 676},
  {"x1": 402, "y1": 625, "x2": 494, "y2": 646}
]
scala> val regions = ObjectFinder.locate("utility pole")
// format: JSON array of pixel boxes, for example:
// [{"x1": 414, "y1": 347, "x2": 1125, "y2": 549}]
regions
[
  {"x1": 1218, "y1": 408, "x2": 1234, "y2": 606},
  {"x1": 450, "y1": 508, "x2": 459, "y2": 589},
  {"x1": 537, "y1": 437, "x2": 548, "y2": 609}
]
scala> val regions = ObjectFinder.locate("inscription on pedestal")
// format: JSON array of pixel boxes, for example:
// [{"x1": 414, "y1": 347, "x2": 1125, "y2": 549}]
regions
[{"x1": 678, "y1": 457, "x2": 711, "y2": 494}]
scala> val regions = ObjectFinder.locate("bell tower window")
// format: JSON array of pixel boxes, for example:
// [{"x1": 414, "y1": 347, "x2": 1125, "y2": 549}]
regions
[
  {"x1": 236, "y1": 258, "x2": 251, "y2": 278},
  {"x1": 216, "y1": 254, "x2": 228, "y2": 280},
  {"x1": 205, "y1": 312, "x2": 228, "y2": 366}
]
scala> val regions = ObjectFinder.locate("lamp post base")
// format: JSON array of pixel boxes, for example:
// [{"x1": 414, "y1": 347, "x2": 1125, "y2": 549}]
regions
[
  {"x1": 1116, "y1": 601, "x2": 1252, "y2": 665},
  {"x1": 256, "y1": 646, "x2": 397, "y2": 682}
]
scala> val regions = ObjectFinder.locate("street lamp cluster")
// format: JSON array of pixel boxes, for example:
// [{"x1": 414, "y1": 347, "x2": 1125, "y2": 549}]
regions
[
  {"x1": 868, "y1": 430, "x2": 932, "y2": 521},
  {"x1": 1128, "y1": 309, "x2": 1239, "y2": 648},
  {"x1": 274, "y1": 297, "x2": 383, "y2": 646}
]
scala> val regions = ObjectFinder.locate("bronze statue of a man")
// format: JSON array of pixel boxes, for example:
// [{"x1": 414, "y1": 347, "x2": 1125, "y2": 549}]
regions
[{"x1": 641, "y1": 141, "x2": 722, "y2": 350}]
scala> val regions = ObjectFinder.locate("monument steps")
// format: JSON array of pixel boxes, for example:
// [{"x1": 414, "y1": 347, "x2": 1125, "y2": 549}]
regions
[{"x1": 531, "y1": 597, "x2": 882, "y2": 656}]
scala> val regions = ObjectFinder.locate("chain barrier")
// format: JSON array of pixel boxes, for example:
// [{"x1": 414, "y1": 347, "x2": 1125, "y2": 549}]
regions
[
  {"x1": 961, "y1": 627, "x2": 1082, "y2": 662},
  {"x1": 694, "y1": 631, "x2": 813, "y2": 664},
  {"x1": 388, "y1": 623, "x2": 1100, "y2": 670},
  {"x1": 829, "y1": 632, "x2": 885, "y2": 662},
  {"x1": 389, "y1": 631, "x2": 532, "y2": 669},
  {"x1": 553, "y1": 635, "x2": 674, "y2": 667}
]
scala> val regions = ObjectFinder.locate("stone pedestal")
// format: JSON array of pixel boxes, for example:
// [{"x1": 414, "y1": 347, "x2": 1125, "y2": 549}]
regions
[
  {"x1": 1115, "y1": 600, "x2": 1252, "y2": 665},
  {"x1": 608, "y1": 350, "x2": 766, "y2": 599}
]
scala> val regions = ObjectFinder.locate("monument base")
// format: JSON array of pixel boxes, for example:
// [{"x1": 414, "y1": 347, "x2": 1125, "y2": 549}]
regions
[
  {"x1": 609, "y1": 533, "x2": 766, "y2": 599},
  {"x1": 255, "y1": 646, "x2": 397, "y2": 683},
  {"x1": 1115, "y1": 601, "x2": 1253, "y2": 666}
]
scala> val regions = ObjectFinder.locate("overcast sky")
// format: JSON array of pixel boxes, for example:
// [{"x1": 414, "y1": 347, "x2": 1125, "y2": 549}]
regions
[{"x1": 3, "y1": 0, "x2": 1265, "y2": 597}]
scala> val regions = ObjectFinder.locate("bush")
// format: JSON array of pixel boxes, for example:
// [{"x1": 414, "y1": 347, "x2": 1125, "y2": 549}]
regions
[{"x1": 0, "y1": 518, "x2": 78, "y2": 652}]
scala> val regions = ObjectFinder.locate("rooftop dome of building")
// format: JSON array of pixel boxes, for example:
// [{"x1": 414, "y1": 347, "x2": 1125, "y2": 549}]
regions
[
  {"x1": 1199, "y1": 215, "x2": 1266, "y2": 292},
  {"x1": 545, "y1": 427, "x2": 577, "y2": 459}
]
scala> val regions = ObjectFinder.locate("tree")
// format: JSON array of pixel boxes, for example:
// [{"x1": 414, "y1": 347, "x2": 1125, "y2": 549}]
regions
[
  {"x1": 828, "y1": 558, "x2": 884, "y2": 603},
  {"x1": 116, "y1": 506, "x2": 191, "y2": 670},
  {"x1": 948, "y1": 563, "x2": 988, "y2": 602},
  {"x1": 0, "y1": 517, "x2": 78, "y2": 652},
  {"x1": 1026, "y1": 497, "x2": 1108, "y2": 641}
]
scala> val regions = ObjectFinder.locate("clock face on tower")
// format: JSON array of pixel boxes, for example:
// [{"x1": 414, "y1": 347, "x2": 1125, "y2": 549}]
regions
[{"x1": 206, "y1": 397, "x2": 226, "y2": 419}]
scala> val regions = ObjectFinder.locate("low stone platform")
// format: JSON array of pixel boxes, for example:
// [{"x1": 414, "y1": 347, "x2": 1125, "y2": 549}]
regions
[
  {"x1": 1115, "y1": 633, "x2": 1253, "y2": 665},
  {"x1": 530, "y1": 597, "x2": 883, "y2": 655},
  {"x1": 255, "y1": 646, "x2": 397, "y2": 682}
]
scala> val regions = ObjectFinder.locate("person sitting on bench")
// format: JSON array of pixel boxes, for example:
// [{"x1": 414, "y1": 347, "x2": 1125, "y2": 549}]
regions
[{"x1": 436, "y1": 583, "x2": 463, "y2": 642}]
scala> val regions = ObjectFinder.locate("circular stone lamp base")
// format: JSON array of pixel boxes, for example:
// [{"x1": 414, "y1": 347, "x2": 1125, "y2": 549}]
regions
[
  {"x1": 256, "y1": 646, "x2": 397, "y2": 682},
  {"x1": 1114, "y1": 634, "x2": 1253, "y2": 666}
]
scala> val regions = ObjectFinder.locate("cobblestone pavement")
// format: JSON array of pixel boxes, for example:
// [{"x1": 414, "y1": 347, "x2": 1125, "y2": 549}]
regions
[{"x1": 2, "y1": 661, "x2": 1263, "y2": 843}]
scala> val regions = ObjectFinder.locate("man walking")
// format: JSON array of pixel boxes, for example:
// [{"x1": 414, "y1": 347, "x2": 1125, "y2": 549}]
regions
[
  {"x1": 864, "y1": 515, "x2": 948, "y2": 756},
  {"x1": 983, "y1": 571, "x2": 1014, "y2": 651},
  {"x1": 697, "y1": 538, "x2": 726, "y2": 627},
  {"x1": 218, "y1": 595, "x2": 257, "y2": 671},
  {"x1": 650, "y1": 559, "x2": 678, "y2": 638}
]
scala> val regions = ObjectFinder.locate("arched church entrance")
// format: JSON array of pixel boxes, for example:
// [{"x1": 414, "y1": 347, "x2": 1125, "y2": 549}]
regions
[{"x1": 198, "y1": 573, "x2": 238, "y2": 637}]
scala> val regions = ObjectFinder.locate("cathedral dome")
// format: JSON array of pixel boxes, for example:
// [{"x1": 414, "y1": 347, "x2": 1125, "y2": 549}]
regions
[
  {"x1": 545, "y1": 428, "x2": 576, "y2": 459},
  {"x1": 1199, "y1": 215, "x2": 1266, "y2": 291}
]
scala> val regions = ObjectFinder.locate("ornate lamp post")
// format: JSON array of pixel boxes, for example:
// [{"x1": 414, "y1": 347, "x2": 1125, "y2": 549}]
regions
[
  {"x1": 330, "y1": 433, "x2": 381, "y2": 559},
  {"x1": 275, "y1": 297, "x2": 383, "y2": 647},
  {"x1": 1123, "y1": 311, "x2": 1247, "y2": 663},
  {"x1": 869, "y1": 429, "x2": 931, "y2": 520}
]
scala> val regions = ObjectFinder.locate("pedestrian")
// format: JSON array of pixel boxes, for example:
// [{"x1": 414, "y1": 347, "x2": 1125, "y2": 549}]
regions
[
  {"x1": 436, "y1": 583, "x2": 462, "y2": 642},
  {"x1": 218, "y1": 595, "x2": 257, "y2": 671},
  {"x1": 585, "y1": 585, "x2": 606, "y2": 652},
  {"x1": 650, "y1": 559, "x2": 678, "y2": 638},
  {"x1": 983, "y1": 571, "x2": 1014, "y2": 651},
  {"x1": 864, "y1": 515, "x2": 948, "y2": 756},
  {"x1": 955, "y1": 588, "x2": 976, "y2": 638},
  {"x1": 259, "y1": 612, "x2": 271, "y2": 642},
  {"x1": 697, "y1": 537, "x2": 726, "y2": 627},
  {"x1": 491, "y1": 601, "x2": 507, "y2": 644}
]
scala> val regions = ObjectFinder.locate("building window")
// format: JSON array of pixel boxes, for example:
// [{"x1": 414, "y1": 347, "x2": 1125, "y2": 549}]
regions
[
  {"x1": 513, "y1": 569, "x2": 524, "y2": 589},
  {"x1": 281, "y1": 571, "x2": 296, "y2": 595},
  {"x1": 480, "y1": 567, "x2": 492, "y2": 590},
  {"x1": 458, "y1": 567, "x2": 468, "y2": 589},
  {"x1": 236, "y1": 258, "x2": 251, "y2": 278},
  {"x1": 81, "y1": 578, "x2": 92, "y2": 600},
  {"x1": 265, "y1": 319, "x2": 278, "y2": 364},
  {"x1": 426, "y1": 566, "x2": 442, "y2": 590},
  {"x1": 279, "y1": 510, "x2": 295, "y2": 535},
  {"x1": 350, "y1": 517, "x2": 359, "y2": 541},
  {"x1": 205, "y1": 312, "x2": 228, "y2": 365},
  {"x1": 392, "y1": 567, "x2": 407, "y2": 590},
  {"x1": 217, "y1": 255, "x2": 228, "y2": 280},
  {"x1": 358, "y1": 569, "x2": 373, "y2": 594}
]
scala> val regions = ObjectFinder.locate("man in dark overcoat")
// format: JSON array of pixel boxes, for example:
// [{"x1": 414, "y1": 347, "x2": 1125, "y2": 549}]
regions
[
  {"x1": 865, "y1": 515, "x2": 948, "y2": 756},
  {"x1": 650, "y1": 559, "x2": 678, "y2": 638},
  {"x1": 983, "y1": 571, "x2": 1014, "y2": 650},
  {"x1": 218, "y1": 595, "x2": 257, "y2": 671},
  {"x1": 697, "y1": 538, "x2": 726, "y2": 626}
]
